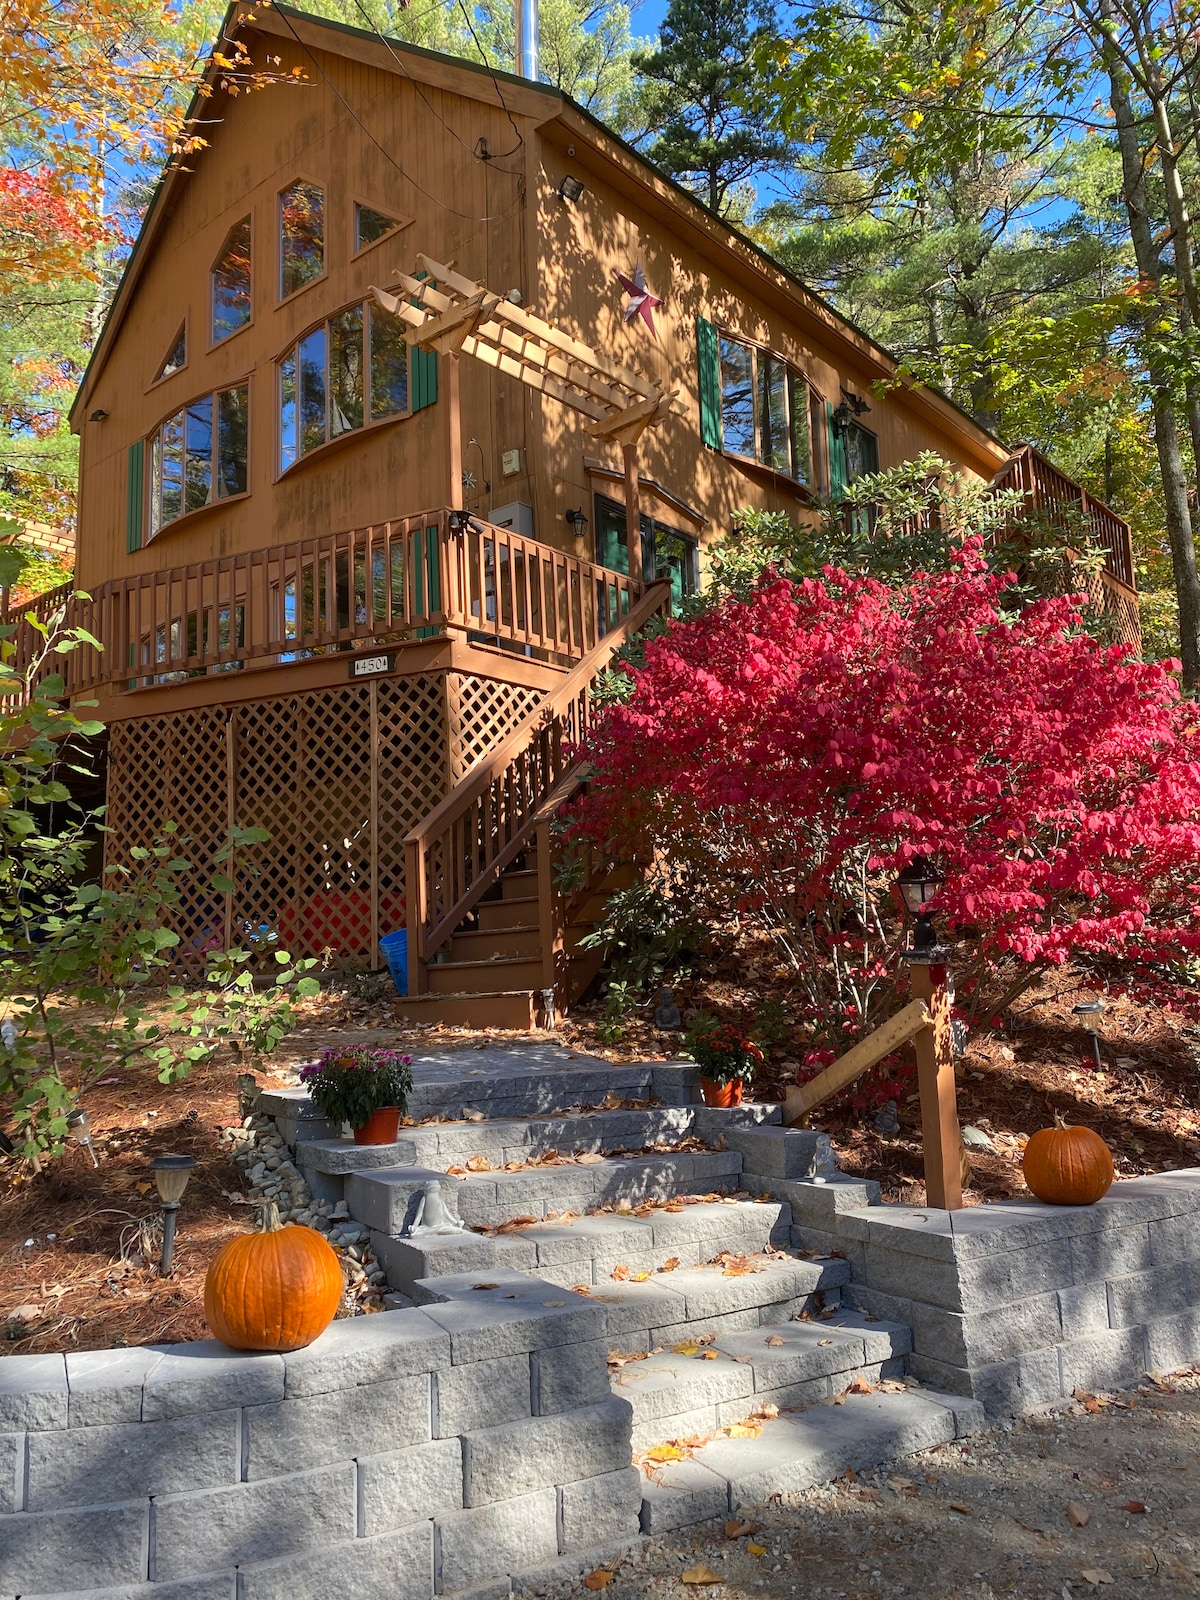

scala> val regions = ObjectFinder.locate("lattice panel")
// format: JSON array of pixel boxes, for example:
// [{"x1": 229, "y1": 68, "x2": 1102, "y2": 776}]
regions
[
  {"x1": 447, "y1": 673, "x2": 546, "y2": 780},
  {"x1": 376, "y1": 674, "x2": 447, "y2": 939},
  {"x1": 104, "y1": 673, "x2": 457, "y2": 974}
]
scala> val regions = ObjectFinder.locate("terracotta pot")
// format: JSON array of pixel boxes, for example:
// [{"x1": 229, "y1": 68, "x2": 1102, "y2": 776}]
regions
[
  {"x1": 352, "y1": 1106, "x2": 403, "y2": 1145},
  {"x1": 698, "y1": 1076, "x2": 743, "y2": 1108}
]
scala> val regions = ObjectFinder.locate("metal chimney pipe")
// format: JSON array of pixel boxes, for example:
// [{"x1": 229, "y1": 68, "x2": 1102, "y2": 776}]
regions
[{"x1": 516, "y1": 0, "x2": 539, "y2": 80}]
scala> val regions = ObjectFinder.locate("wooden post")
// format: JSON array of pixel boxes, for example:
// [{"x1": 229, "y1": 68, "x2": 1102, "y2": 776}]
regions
[
  {"x1": 622, "y1": 441, "x2": 643, "y2": 588},
  {"x1": 446, "y1": 352, "x2": 463, "y2": 512},
  {"x1": 909, "y1": 962, "x2": 964, "y2": 1210}
]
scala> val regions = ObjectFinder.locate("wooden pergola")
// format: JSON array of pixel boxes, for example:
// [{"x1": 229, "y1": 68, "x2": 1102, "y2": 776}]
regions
[{"x1": 371, "y1": 254, "x2": 679, "y2": 586}]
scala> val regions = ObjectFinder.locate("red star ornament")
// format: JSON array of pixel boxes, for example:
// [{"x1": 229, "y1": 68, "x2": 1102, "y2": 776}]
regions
[{"x1": 614, "y1": 260, "x2": 662, "y2": 338}]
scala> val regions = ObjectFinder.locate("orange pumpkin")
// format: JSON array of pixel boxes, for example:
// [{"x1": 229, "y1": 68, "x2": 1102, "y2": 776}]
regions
[
  {"x1": 204, "y1": 1204, "x2": 343, "y2": 1351},
  {"x1": 1022, "y1": 1123, "x2": 1114, "y2": 1206}
]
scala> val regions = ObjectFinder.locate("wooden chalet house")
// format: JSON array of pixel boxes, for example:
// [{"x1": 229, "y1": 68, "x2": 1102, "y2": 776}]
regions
[{"x1": 25, "y1": 3, "x2": 1138, "y2": 1026}]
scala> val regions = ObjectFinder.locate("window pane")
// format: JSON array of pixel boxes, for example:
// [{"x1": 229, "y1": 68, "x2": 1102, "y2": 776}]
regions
[
  {"x1": 156, "y1": 325, "x2": 186, "y2": 381},
  {"x1": 845, "y1": 424, "x2": 879, "y2": 483},
  {"x1": 280, "y1": 351, "x2": 298, "y2": 474},
  {"x1": 369, "y1": 304, "x2": 408, "y2": 418},
  {"x1": 788, "y1": 371, "x2": 812, "y2": 484},
  {"x1": 149, "y1": 431, "x2": 163, "y2": 538},
  {"x1": 184, "y1": 396, "x2": 213, "y2": 513},
  {"x1": 330, "y1": 307, "x2": 364, "y2": 436},
  {"x1": 280, "y1": 181, "x2": 324, "y2": 298},
  {"x1": 299, "y1": 327, "x2": 327, "y2": 456},
  {"x1": 356, "y1": 203, "x2": 402, "y2": 249},
  {"x1": 758, "y1": 355, "x2": 789, "y2": 473},
  {"x1": 160, "y1": 411, "x2": 184, "y2": 526},
  {"x1": 719, "y1": 337, "x2": 755, "y2": 457},
  {"x1": 217, "y1": 384, "x2": 249, "y2": 497},
  {"x1": 212, "y1": 217, "x2": 251, "y2": 343}
]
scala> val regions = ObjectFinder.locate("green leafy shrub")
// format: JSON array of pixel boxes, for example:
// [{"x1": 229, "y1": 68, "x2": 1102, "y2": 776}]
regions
[{"x1": 299, "y1": 1046, "x2": 414, "y2": 1126}]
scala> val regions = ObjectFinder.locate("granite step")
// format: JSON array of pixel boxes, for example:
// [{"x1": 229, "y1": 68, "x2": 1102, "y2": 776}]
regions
[
  {"x1": 347, "y1": 1148, "x2": 746, "y2": 1238},
  {"x1": 639, "y1": 1384, "x2": 984, "y2": 1532},
  {"x1": 613, "y1": 1309, "x2": 912, "y2": 1453},
  {"x1": 369, "y1": 1197, "x2": 793, "y2": 1297}
]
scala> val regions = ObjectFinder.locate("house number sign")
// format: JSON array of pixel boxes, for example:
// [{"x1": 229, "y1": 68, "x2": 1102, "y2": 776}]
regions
[{"x1": 350, "y1": 653, "x2": 392, "y2": 679}]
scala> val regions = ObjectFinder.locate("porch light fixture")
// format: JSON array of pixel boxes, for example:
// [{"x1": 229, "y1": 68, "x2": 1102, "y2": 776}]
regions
[
  {"x1": 448, "y1": 510, "x2": 483, "y2": 536},
  {"x1": 1072, "y1": 998, "x2": 1107, "y2": 1069},
  {"x1": 66, "y1": 1108, "x2": 99, "y2": 1168},
  {"x1": 556, "y1": 174, "x2": 585, "y2": 204},
  {"x1": 831, "y1": 388, "x2": 870, "y2": 437},
  {"x1": 897, "y1": 856, "x2": 951, "y2": 961},
  {"x1": 564, "y1": 508, "x2": 588, "y2": 537},
  {"x1": 149, "y1": 1153, "x2": 197, "y2": 1275},
  {"x1": 88, "y1": 409, "x2": 108, "y2": 423}
]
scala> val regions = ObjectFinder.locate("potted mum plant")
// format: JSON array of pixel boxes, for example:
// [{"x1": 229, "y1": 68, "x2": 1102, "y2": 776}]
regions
[
  {"x1": 299, "y1": 1046, "x2": 415, "y2": 1144},
  {"x1": 684, "y1": 1014, "x2": 762, "y2": 1107}
]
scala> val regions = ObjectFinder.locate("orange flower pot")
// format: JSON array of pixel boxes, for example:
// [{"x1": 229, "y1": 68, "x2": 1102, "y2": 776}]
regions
[
  {"x1": 698, "y1": 1077, "x2": 744, "y2": 1108},
  {"x1": 352, "y1": 1106, "x2": 403, "y2": 1145}
]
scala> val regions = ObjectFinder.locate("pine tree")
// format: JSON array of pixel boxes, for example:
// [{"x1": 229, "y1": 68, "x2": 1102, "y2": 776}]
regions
[{"x1": 634, "y1": 0, "x2": 787, "y2": 218}]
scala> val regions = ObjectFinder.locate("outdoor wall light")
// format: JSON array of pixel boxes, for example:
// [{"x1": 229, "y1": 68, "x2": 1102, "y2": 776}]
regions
[
  {"x1": 557, "y1": 174, "x2": 585, "y2": 204},
  {"x1": 897, "y1": 856, "x2": 952, "y2": 961},
  {"x1": 564, "y1": 508, "x2": 588, "y2": 537},
  {"x1": 66, "y1": 1108, "x2": 99, "y2": 1168},
  {"x1": 88, "y1": 409, "x2": 109, "y2": 423},
  {"x1": 1073, "y1": 998, "x2": 1107, "y2": 1069},
  {"x1": 149, "y1": 1153, "x2": 197, "y2": 1275}
]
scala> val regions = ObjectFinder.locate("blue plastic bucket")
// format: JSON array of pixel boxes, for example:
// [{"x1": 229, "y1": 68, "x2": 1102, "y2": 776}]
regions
[{"x1": 380, "y1": 929, "x2": 409, "y2": 996}]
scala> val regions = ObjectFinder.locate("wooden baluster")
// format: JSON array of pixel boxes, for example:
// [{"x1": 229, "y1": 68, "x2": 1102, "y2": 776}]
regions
[{"x1": 405, "y1": 837, "x2": 427, "y2": 995}]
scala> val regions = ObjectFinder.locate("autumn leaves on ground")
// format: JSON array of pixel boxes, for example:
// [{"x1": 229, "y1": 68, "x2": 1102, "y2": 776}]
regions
[{"x1": 3, "y1": 956, "x2": 1199, "y2": 1357}]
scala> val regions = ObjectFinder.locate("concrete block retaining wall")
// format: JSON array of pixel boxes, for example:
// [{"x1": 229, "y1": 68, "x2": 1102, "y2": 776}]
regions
[
  {"x1": 0, "y1": 1300, "x2": 639, "y2": 1600},
  {"x1": 786, "y1": 1168, "x2": 1200, "y2": 1414}
]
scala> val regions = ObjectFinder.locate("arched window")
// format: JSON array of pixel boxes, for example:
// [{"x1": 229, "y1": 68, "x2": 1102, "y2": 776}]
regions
[
  {"x1": 212, "y1": 218, "x2": 252, "y2": 344},
  {"x1": 148, "y1": 381, "x2": 249, "y2": 537},
  {"x1": 280, "y1": 180, "x2": 324, "y2": 299}
]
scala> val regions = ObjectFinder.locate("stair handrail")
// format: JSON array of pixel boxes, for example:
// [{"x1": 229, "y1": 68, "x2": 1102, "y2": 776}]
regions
[{"x1": 403, "y1": 580, "x2": 671, "y2": 994}]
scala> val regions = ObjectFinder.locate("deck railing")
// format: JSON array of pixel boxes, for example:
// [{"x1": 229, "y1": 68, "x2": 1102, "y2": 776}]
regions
[
  {"x1": 991, "y1": 444, "x2": 1136, "y2": 589},
  {"x1": 4, "y1": 510, "x2": 638, "y2": 699}
]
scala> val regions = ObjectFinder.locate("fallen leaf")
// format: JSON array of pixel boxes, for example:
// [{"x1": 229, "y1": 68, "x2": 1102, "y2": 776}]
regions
[
  {"x1": 611, "y1": 1265, "x2": 632, "y2": 1281},
  {"x1": 673, "y1": 1342, "x2": 700, "y2": 1356},
  {"x1": 643, "y1": 1445, "x2": 685, "y2": 1463},
  {"x1": 542, "y1": 1301, "x2": 565, "y2": 1308},
  {"x1": 848, "y1": 1376, "x2": 875, "y2": 1395},
  {"x1": 1081, "y1": 1572, "x2": 1114, "y2": 1587},
  {"x1": 843, "y1": 1467, "x2": 857, "y2": 1483},
  {"x1": 725, "y1": 1421, "x2": 763, "y2": 1438},
  {"x1": 661, "y1": 1257, "x2": 681, "y2": 1272},
  {"x1": 817, "y1": 1338, "x2": 833, "y2": 1347},
  {"x1": 723, "y1": 1519, "x2": 760, "y2": 1539},
  {"x1": 631, "y1": 1272, "x2": 651, "y2": 1283},
  {"x1": 1121, "y1": 1500, "x2": 1147, "y2": 1514},
  {"x1": 6, "y1": 1303, "x2": 43, "y2": 1324},
  {"x1": 949, "y1": 1504, "x2": 972, "y2": 1516},
  {"x1": 1066, "y1": 1503, "x2": 1091, "y2": 1527},
  {"x1": 858, "y1": 1487, "x2": 885, "y2": 1504},
  {"x1": 135, "y1": 1181, "x2": 152, "y2": 1194},
  {"x1": 700, "y1": 1349, "x2": 719, "y2": 1361},
  {"x1": 766, "y1": 1334, "x2": 785, "y2": 1348},
  {"x1": 577, "y1": 1152, "x2": 606, "y2": 1164},
  {"x1": 584, "y1": 1571, "x2": 614, "y2": 1591},
  {"x1": 446, "y1": 1165, "x2": 467, "y2": 1176},
  {"x1": 681, "y1": 1565, "x2": 721, "y2": 1585},
  {"x1": 470, "y1": 1282, "x2": 499, "y2": 1291},
  {"x1": 746, "y1": 1544, "x2": 767, "y2": 1559},
  {"x1": 465, "y1": 1155, "x2": 491, "y2": 1172}
]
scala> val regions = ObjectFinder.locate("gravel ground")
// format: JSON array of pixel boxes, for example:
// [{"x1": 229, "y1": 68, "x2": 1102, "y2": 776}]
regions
[{"x1": 542, "y1": 1373, "x2": 1200, "y2": 1600}]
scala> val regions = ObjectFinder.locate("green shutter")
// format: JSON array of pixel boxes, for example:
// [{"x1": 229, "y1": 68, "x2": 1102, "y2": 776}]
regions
[
  {"x1": 827, "y1": 403, "x2": 847, "y2": 500},
  {"x1": 126, "y1": 440, "x2": 145, "y2": 552},
  {"x1": 411, "y1": 346, "x2": 438, "y2": 411},
  {"x1": 696, "y1": 316, "x2": 723, "y2": 450}
]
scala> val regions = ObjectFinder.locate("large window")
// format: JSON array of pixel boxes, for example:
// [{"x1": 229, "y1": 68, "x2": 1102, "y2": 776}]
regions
[
  {"x1": 212, "y1": 218, "x2": 252, "y2": 344},
  {"x1": 594, "y1": 495, "x2": 698, "y2": 607},
  {"x1": 279, "y1": 301, "x2": 409, "y2": 471},
  {"x1": 280, "y1": 180, "x2": 324, "y2": 299},
  {"x1": 355, "y1": 202, "x2": 404, "y2": 251},
  {"x1": 148, "y1": 383, "x2": 249, "y2": 538},
  {"x1": 718, "y1": 333, "x2": 817, "y2": 488}
]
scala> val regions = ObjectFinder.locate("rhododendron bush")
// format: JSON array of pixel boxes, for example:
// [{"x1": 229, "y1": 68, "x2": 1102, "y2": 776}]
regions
[{"x1": 575, "y1": 551, "x2": 1200, "y2": 1074}]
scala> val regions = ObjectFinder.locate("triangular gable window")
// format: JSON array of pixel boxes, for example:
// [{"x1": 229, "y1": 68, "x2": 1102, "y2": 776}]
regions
[
  {"x1": 156, "y1": 324, "x2": 186, "y2": 382},
  {"x1": 355, "y1": 203, "x2": 405, "y2": 251}
]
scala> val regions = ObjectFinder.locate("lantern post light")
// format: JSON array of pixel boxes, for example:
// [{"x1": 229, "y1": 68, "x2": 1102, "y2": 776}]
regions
[
  {"x1": 896, "y1": 857, "x2": 963, "y2": 1211},
  {"x1": 1073, "y1": 998, "x2": 1107, "y2": 1070},
  {"x1": 66, "y1": 1108, "x2": 99, "y2": 1168},
  {"x1": 149, "y1": 1154, "x2": 197, "y2": 1275}
]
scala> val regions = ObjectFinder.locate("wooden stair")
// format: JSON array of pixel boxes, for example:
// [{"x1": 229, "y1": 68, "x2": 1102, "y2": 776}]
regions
[{"x1": 394, "y1": 581, "x2": 672, "y2": 1030}]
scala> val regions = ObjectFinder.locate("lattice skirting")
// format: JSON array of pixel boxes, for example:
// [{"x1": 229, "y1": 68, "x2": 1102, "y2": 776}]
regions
[{"x1": 104, "y1": 671, "x2": 545, "y2": 973}]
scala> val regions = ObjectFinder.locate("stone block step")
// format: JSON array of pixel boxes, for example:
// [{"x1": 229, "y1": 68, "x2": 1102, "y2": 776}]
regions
[
  {"x1": 616, "y1": 1310, "x2": 911, "y2": 1453},
  {"x1": 583, "y1": 1253, "x2": 853, "y2": 1349},
  {"x1": 348, "y1": 1149, "x2": 745, "y2": 1236},
  {"x1": 740, "y1": 1172, "x2": 882, "y2": 1228},
  {"x1": 639, "y1": 1385, "x2": 984, "y2": 1532},
  {"x1": 369, "y1": 1198, "x2": 794, "y2": 1296}
]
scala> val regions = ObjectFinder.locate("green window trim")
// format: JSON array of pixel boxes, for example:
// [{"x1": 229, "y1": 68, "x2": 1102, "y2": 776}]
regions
[
  {"x1": 126, "y1": 440, "x2": 145, "y2": 553},
  {"x1": 827, "y1": 402, "x2": 847, "y2": 501},
  {"x1": 696, "y1": 316, "x2": 723, "y2": 450},
  {"x1": 411, "y1": 346, "x2": 438, "y2": 412}
]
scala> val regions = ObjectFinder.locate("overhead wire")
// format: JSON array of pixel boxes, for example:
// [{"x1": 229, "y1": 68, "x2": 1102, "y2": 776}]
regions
[{"x1": 271, "y1": 4, "x2": 524, "y2": 224}]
